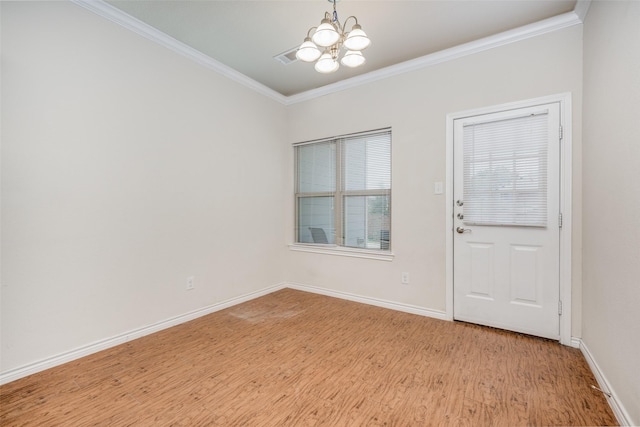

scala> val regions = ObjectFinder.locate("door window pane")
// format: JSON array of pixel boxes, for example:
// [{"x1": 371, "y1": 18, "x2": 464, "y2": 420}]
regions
[{"x1": 463, "y1": 113, "x2": 548, "y2": 227}]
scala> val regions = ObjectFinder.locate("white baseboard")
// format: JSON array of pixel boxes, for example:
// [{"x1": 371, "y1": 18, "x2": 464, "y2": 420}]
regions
[
  {"x1": 578, "y1": 338, "x2": 633, "y2": 426},
  {"x1": 0, "y1": 283, "x2": 287, "y2": 385},
  {"x1": 286, "y1": 282, "x2": 448, "y2": 321},
  {"x1": 0, "y1": 283, "x2": 443, "y2": 385}
]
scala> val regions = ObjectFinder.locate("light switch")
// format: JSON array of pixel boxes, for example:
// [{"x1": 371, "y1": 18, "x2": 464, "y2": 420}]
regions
[
  {"x1": 434, "y1": 181, "x2": 443, "y2": 195},
  {"x1": 401, "y1": 272, "x2": 410, "y2": 284}
]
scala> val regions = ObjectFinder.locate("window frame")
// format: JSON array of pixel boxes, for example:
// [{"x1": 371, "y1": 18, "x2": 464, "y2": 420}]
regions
[{"x1": 293, "y1": 128, "x2": 392, "y2": 256}]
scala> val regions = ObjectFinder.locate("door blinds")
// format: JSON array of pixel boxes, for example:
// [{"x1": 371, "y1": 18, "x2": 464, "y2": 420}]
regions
[{"x1": 463, "y1": 112, "x2": 549, "y2": 227}]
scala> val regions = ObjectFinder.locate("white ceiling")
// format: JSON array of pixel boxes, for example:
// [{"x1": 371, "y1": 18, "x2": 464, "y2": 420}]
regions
[{"x1": 104, "y1": 0, "x2": 578, "y2": 97}]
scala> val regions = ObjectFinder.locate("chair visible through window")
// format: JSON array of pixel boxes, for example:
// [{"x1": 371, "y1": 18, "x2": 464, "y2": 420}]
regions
[
  {"x1": 380, "y1": 230, "x2": 390, "y2": 250},
  {"x1": 309, "y1": 227, "x2": 329, "y2": 244}
]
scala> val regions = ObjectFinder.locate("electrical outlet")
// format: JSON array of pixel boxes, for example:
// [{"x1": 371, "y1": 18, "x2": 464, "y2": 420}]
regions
[
  {"x1": 401, "y1": 272, "x2": 410, "y2": 284},
  {"x1": 186, "y1": 276, "x2": 195, "y2": 291}
]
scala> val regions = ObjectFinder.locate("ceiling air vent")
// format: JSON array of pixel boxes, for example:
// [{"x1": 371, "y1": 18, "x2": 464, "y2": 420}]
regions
[{"x1": 274, "y1": 47, "x2": 299, "y2": 65}]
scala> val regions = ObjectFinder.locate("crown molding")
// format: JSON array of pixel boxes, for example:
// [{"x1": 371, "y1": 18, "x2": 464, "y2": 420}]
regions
[
  {"x1": 286, "y1": 10, "x2": 583, "y2": 105},
  {"x1": 70, "y1": 0, "x2": 288, "y2": 105},
  {"x1": 72, "y1": 0, "x2": 583, "y2": 106},
  {"x1": 573, "y1": 0, "x2": 592, "y2": 23}
]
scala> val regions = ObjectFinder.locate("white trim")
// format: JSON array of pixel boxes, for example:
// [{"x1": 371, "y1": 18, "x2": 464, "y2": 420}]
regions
[
  {"x1": 71, "y1": 0, "x2": 583, "y2": 106},
  {"x1": 1, "y1": 282, "x2": 445, "y2": 385},
  {"x1": 445, "y1": 93, "x2": 573, "y2": 345},
  {"x1": 579, "y1": 338, "x2": 633, "y2": 426},
  {"x1": 287, "y1": 12, "x2": 582, "y2": 105},
  {"x1": 70, "y1": 0, "x2": 287, "y2": 105},
  {"x1": 0, "y1": 283, "x2": 286, "y2": 385},
  {"x1": 574, "y1": 0, "x2": 592, "y2": 23},
  {"x1": 445, "y1": 116, "x2": 455, "y2": 321},
  {"x1": 286, "y1": 282, "x2": 448, "y2": 321},
  {"x1": 289, "y1": 244, "x2": 394, "y2": 262},
  {"x1": 557, "y1": 93, "x2": 573, "y2": 346}
]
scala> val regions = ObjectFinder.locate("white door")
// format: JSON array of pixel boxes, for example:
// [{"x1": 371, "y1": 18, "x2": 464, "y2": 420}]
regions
[{"x1": 453, "y1": 103, "x2": 561, "y2": 340}]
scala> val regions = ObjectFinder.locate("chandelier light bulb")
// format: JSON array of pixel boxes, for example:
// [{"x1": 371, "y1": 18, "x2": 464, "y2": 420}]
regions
[
  {"x1": 315, "y1": 52, "x2": 339, "y2": 73},
  {"x1": 343, "y1": 24, "x2": 370, "y2": 51},
  {"x1": 296, "y1": 37, "x2": 322, "y2": 62},
  {"x1": 341, "y1": 50, "x2": 365, "y2": 68},
  {"x1": 312, "y1": 18, "x2": 340, "y2": 47}
]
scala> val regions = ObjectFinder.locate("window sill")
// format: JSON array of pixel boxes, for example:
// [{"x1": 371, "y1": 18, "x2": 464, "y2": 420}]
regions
[{"x1": 288, "y1": 244, "x2": 394, "y2": 261}]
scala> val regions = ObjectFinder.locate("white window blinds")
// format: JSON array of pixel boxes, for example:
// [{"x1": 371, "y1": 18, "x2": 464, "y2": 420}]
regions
[
  {"x1": 342, "y1": 131, "x2": 392, "y2": 191},
  {"x1": 463, "y1": 112, "x2": 549, "y2": 227},
  {"x1": 295, "y1": 128, "x2": 391, "y2": 249},
  {"x1": 341, "y1": 130, "x2": 391, "y2": 249}
]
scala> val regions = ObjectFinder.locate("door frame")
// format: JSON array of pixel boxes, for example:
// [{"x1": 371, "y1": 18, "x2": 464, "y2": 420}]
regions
[{"x1": 445, "y1": 93, "x2": 573, "y2": 346}]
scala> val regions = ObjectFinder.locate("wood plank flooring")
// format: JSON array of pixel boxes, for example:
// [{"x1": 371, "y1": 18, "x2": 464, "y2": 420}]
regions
[{"x1": 1, "y1": 289, "x2": 616, "y2": 426}]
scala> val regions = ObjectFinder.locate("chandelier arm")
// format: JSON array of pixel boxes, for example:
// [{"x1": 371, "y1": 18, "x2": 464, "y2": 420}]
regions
[
  {"x1": 305, "y1": 26, "x2": 318, "y2": 38},
  {"x1": 342, "y1": 16, "x2": 359, "y2": 31}
]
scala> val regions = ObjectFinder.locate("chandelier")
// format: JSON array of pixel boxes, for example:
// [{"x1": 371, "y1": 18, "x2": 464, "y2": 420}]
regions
[{"x1": 296, "y1": 0, "x2": 371, "y2": 73}]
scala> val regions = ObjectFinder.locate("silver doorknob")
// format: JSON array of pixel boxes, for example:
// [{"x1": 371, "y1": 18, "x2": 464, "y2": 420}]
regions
[{"x1": 456, "y1": 227, "x2": 471, "y2": 234}]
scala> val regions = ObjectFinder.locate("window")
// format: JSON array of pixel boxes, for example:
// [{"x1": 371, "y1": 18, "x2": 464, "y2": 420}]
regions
[
  {"x1": 463, "y1": 112, "x2": 548, "y2": 227},
  {"x1": 295, "y1": 128, "x2": 391, "y2": 250}
]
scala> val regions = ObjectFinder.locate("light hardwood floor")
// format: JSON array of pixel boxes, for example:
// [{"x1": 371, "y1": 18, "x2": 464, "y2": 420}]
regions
[{"x1": 1, "y1": 288, "x2": 616, "y2": 426}]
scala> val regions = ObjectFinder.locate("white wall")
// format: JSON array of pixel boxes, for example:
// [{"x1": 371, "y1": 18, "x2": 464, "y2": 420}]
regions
[
  {"x1": 3, "y1": 3, "x2": 637, "y2": 421},
  {"x1": 1, "y1": 1, "x2": 287, "y2": 374},
  {"x1": 286, "y1": 26, "x2": 583, "y2": 327},
  {"x1": 582, "y1": 1, "x2": 640, "y2": 424}
]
